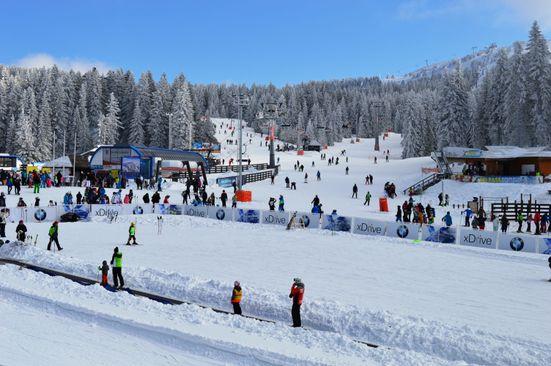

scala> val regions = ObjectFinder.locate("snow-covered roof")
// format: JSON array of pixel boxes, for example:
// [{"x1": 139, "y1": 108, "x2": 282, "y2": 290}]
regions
[
  {"x1": 43, "y1": 156, "x2": 72, "y2": 168},
  {"x1": 443, "y1": 146, "x2": 551, "y2": 159}
]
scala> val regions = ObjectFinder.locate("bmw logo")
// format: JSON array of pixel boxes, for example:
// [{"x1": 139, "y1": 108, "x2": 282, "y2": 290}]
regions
[
  {"x1": 133, "y1": 206, "x2": 144, "y2": 215},
  {"x1": 34, "y1": 209, "x2": 47, "y2": 222},
  {"x1": 216, "y1": 209, "x2": 225, "y2": 220},
  {"x1": 301, "y1": 215, "x2": 310, "y2": 227},
  {"x1": 397, "y1": 225, "x2": 409, "y2": 238},
  {"x1": 509, "y1": 237, "x2": 524, "y2": 251}
]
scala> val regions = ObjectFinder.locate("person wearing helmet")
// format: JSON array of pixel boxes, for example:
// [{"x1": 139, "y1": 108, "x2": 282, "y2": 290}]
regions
[
  {"x1": 47, "y1": 221, "x2": 62, "y2": 251},
  {"x1": 126, "y1": 222, "x2": 137, "y2": 245},
  {"x1": 16, "y1": 220, "x2": 27, "y2": 242},
  {"x1": 231, "y1": 281, "x2": 242, "y2": 315},
  {"x1": 289, "y1": 278, "x2": 305, "y2": 327}
]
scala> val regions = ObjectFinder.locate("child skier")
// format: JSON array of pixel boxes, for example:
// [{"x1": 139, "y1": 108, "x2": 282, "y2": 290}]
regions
[
  {"x1": 98, "y1": 260, "x2": 109, "y2": 286},
  {"x1": 231, "y1": 281, "x2": 242, "y2": 315},
  {"x1": 126, "y1": 222, "x2": 137, "y2": 245}
]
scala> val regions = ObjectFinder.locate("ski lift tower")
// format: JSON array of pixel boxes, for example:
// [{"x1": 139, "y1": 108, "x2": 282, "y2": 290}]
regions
[
  {"x1": 236, "y1": 94, "x2": 249, "y2": 191},
  {"x1": 258, "y1": 101, "x2": 283, "y2": 168},
  {"x1": 373, "y1": 101, "x2": 384, "y2": 152}
]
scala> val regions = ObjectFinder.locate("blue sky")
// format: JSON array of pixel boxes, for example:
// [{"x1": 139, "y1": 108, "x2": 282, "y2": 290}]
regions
[{"x1": 1, "y1": 0, "x2": 550, "y2": 85}]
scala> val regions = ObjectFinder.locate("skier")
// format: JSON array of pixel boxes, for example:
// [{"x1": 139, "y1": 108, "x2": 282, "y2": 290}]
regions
[
  {"x1": 268, "y1": 197, "x2": 276, "y2": 211},
  {"x1": 151, "y1": 191, "x2": 161, "y2": 204},
  {"x1": 516, "y1": 211, "x2": 524, "y2": 233},
  {"x1": 76, "y1": 191, "x2": 83, "y2": 204},
  {"x1": 289, "y1": 278, "x2": 304, "y2": 327},
  {"x1": 345, "y1": 166, "x2": 349, "y2": 175},
  {"x1": 34, "y1": 197, "x2": 40, "y2": 207},
  {"x1": 143, "y1": 192, "x2": 150, "y2": 204},
  {"x1": 231, "y1": 194, "x2": 237, "y2": 208},
  {"x1": 285, "y1": 176, "x2": 290, "y2": 188},
  {"x1": 220, "y1": 190, "x2": 228, "y2": 207},
  {"x1": 463, "y1": 207, "x2": 472, "y2": 227},
  {"x1": 0, "y1": 192, "x2": 5, "y2": 207},
  {"x1": 526, "y1": 213, "x2": 533, "y2": 233},
  {"x1": 231, "y1": 281, "x2": 242, "y2": 315},
  {"x1": 438, "y1": 192, "x2": 443, "y2": 206},
  {"x1": 442, "y1": 212, "x2": 453, "y2": 227},
  {"x1": 47, "y1": 221, "x2": 62, "y2": 251},
  {"x1": 364, "y1": 191, "x2": 371, "y2": 206},
  {"x1": 304, "y1": 173, "x2": 308, "y2": 183},
  {"x1": 492, "y1": 215, "x2": 499, "y2": 232},
  {"x1": 126, "y1": 222, "x2": 137, "y2": 245},
  {"x1": 369, "y1": 174, "x2": 373, "y2": 185},
  {"x1": 16, "y1": 220, "x2": 27, "y2": 242},
  {"x1": 17, "y1": 198, "x2": 27, "y2": 207},
  {"x1": 0, "y1": 212, "x2": 5, "y2": 238},
  {"x1": 316, "y1": 171, "x2": 321, "y2": 181},
  {"x1": 98, "y1": 260, "x2": 109, "y2": 286},
  {"x1": 311, "y1": 195, "x2": 320, "y2": 209},
  {"x1": 278, "y1": 195, "x2": 285, "y2": 211},
  {"x1": 110, "y1": 247, "x2": 124, "y2": 289},
  {"x1": 352, "y1": 184, "x2": 358, "y2": 199},
  {"x1": 395, "y1": 206, "x2": 402, "y2": 222},
  {"x1": 535, "y1": 211, "x2": 542, "y2": 235},
  {"x1": 500, "y1": 215, "x2": 509, "y2": 233},
  {"x1": 365, "y1": 175, "x2": 369, "y2": 185}
]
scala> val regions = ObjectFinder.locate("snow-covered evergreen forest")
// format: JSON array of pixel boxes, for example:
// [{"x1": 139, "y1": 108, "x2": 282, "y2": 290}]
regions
[{"x1": 0, "y1": 22, "x2": 549, "y2": 161}]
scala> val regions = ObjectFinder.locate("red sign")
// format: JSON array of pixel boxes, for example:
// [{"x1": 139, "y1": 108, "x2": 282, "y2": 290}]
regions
[{"x1": 422, "y1": 167, "x2": 440, "y2": 174}]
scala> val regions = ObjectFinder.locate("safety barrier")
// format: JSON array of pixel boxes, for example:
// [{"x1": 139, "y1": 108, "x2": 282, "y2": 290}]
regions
[{"x1": 4, "y1": 203, "x2": 550, "y2": 256}]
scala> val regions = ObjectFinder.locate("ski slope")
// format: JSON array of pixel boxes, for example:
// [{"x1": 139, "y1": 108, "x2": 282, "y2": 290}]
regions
[{"x1": 1, "y1": 118, "x2": 551, "y2": 365}]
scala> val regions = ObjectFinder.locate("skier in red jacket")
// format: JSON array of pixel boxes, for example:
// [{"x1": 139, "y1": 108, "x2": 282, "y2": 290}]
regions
[{"x1": 289, "y1": 278, "x2": 304, "y2": 327}]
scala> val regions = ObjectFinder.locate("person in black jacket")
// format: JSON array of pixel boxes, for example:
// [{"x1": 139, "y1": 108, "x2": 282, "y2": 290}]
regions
[
  {"x1": 16, "y1": 220, "x2": 27, "y2": 242},
  {"x1": 143, "y1": 193, "x2": 150, "y2": 204},
  {"x1": 0, "y1": 212, "x2": 6, "y2": 238},
  {"x1": 220, "y1": 190, "x2": 228, "y2": 207},
  {"x1": 151, "y1": 191, "x2": 161, "y2": 204},
  {"x1": 98, "y1": 260, "x2": 109, "y2": 286},
  {"x1": 76, "y1": 191, "x2": 83, "y2": 204},
  {"x1": 0, "y1": 193, "x2": 6, "y2": 207}
]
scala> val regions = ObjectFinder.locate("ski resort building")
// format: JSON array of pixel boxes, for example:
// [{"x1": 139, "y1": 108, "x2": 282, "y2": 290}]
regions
[
  {"x1": 441, "y1": 146, "x2": 551, "y2": 182},
  {"x1": 88, "y1": 144, "x2": 209, "y2": 181}
]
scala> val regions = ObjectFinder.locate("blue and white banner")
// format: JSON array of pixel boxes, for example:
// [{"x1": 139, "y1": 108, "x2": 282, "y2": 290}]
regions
[
  {"x1": 235, "y1": 209, "x2": 260, "y2": 224},
  {"x1": 208, "y1": 207, "x2": 234, "y2": 221},
  {"x1": 538, "y1": 237, "x2": 551, "y2": 255},
  {"x1": 321, "y1": 214, "x2": 352, "y2": 232},
  {"x1": 459, "y1": 229, "x2": 498, "y2": 249},
  {"x1": 497, "y1": 233, "x2": 537, "y2": 253},
  {"x1": 122, "y1": 204, "x2": 153, "y2": 216},
  {"x1": 352, "y1": 218, "x2": 387, "y2": 236},
  {"x1": 386, "y1": 222, "x2": 422, "y2": 240},
  {"x1": 28, "y1": 206, "x2": 58, "y2": 223},
  {"x1": 261, "y1": 210, "x2": 290, "y2": 226},
  {"x1": 61, "y1": 204, "x2": 90, "y2": 221},
  {"x1": 89, "y1": 204, "x2": 122, "y2": 219},
  {"x1": 183, "y1": 205, "x2": 208, "y2": 218},
  {"x1": 295, "y1": 212, "x2": 320, "y2": 229},
  {"x1": 422, "y1": 225, "x2": 457, "y2": 244}
]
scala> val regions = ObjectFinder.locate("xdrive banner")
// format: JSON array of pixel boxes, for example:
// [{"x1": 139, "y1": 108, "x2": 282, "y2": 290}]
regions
[
  {"x1": 261, "y1": 211, "x2": 290, "y2": 226},
  {"x1": 235, "y1": 209, "x2": 260, "y2": 224},
  {"x1": 352, "y1": 218, "x2": 387, "y2": 236},
  {"x1": 459, "y1": 229, "x2": 498, "y2": 249}
]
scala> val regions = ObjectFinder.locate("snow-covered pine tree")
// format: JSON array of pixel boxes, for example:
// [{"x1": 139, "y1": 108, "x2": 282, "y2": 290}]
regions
[
  {"x1": 504, "y1": 42, "x2": 528, "y2": 146},
  {"x1": 171, "y1": 81, "x2": 194, "y2": 149},
  {"x1": 97, "y1": 93, "x2": 121, "y2": 145},
  {"x1": 437, "y1": 67, "x2": 471, "y2": 149},
  {"x1": 128, "y1": 99, "x2": 145, "y2": 145},
  {"x1": 15, "y1": 107, "x2": 37, "y2": 161}
]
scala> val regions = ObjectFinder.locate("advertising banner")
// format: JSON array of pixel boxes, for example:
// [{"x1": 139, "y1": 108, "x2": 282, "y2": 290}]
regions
[
  {"x1": 121, "y1": 156, "x2": 141, "y2": 179},
  {"x1": 538, "y1": 237, "x2": 551, "y2": 255},
  {"x1": 216, "y1": 176, "x2": 237, "y2": 188},
  {"x1": 422, "y1": 225, "x2": 457, "y2": 244},
  {"x1": 183, "y1": 205, "x2": 208, "y2": 218},
  {"x1": 459, "y1": 229, "x2": 498, "y2": 249},
  {"x1": 261, "y1": 210, "x2": 290, "y2": 226},
  {"x1": 352, "y1": 218, "x2": 387, "y2": 236},
  {"x1": 3, "y1": 207, "x2": 23, "y2": 223},
  {"x1": 28, "y1": 206, "x2": 58, "y2": 223},
  {"x1": 154, "y1": 204, "x2": 183, "y2": 215},
  {"x1": 89, "y1": 204, "x2": 123, "y2": 221},
  {"x1": 321, "y1": 214, "x2": 352, "y2": 232},
  {"x1": 208, "y1": 207, "x2": 234, "y2": 221},
  {"x1": 61, "y1": 204, "x2": 90, "y2": 221},
  {"x1": 294, "y1": 212, "x2": 320, "y2": 229},
  {"x1": 386, "y1": 222, "x2": 422, "y2": 240},
  {"x1": 497, "y1": 233, "x2": 537, "y2": 253},
  {"x1": 235, "y1": 209, "x2": 260, "y2": 224},
  {"x1": 121, "y1": 204, "x2": 153, "y2": 216}
]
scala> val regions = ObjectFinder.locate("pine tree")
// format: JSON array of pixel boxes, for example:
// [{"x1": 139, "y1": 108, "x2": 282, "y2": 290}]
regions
[
  {"x1": 171, "y1": 82, "x2": 194, "y2": 149},
  {"x1": 98, "y1": 93, "x2": 121, "y2": 145},
  {"x1": 15, "y1": 107, "x2": 37, "y2": 161},
  {"x1": 438, "y1": 68, "x2": 471, "y2": 148},
  {"x1": 128, "y1": 99, "x2": 145, "y2": 145}
]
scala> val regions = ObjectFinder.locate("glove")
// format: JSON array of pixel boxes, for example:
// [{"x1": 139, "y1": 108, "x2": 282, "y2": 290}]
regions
[{"x1": 289, "y1": 294, "x2": 292, "y2": 298}]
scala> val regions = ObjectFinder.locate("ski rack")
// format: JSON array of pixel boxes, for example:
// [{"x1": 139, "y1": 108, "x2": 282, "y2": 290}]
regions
[{"x1": 0, "y1": 257, "x2": 379, "y2": 349}]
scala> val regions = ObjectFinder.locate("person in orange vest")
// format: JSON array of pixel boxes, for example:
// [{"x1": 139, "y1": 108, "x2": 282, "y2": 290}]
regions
[
  {"x1": 231, "y1": 281, "x2": 242, "y2": 315},
  {"x1": 289, "y1": 278, "x2": 304, "y2": 327}
]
